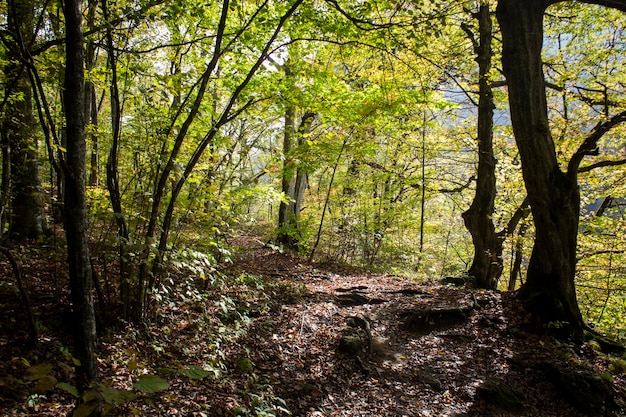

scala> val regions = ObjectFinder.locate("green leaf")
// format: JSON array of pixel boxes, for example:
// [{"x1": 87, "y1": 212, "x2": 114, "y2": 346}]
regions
[
  {"x1": 178, "y1": 365, "x2": 211, "y2": 380},
  {"x1": 236, "y1": 357, "x2": 254, "y2": 373},
  {"x1": 32, "y1": 375, "x2": 57, "y2": 393},
  {"x1": 101, "y1": 386, "x2": 136, "y2": 405},
  {"x1": 128, "y1": 357, "x2": 139, "y2": 371},
  {"x1": 56, "y1": 382, "x2": 79, "y2": 398},
  {"x1": 25, "y1": 363, "x2": 53, "y2": 381},
  {"x1": 133, "y1": 375, "x2": 169, "y2": 393},
  {"x1": 72, "y1": 400, "x2": 99, "y2": 417}
]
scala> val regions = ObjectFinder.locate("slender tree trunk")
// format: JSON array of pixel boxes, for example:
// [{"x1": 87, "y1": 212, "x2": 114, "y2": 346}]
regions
[
  {"x1": 140, "y1": 0, "x2": 306, "y2": 320},
  {"x1": 4, "y1": 0, "x2": 45, "y2": 240},
  {"x1": 86, "y1": 0, "x2": 100, "y2": 187},
  {"x1": 0, "y1": 246, "x2": 37, "y2": 345},
  {"x1": 137, "y1": 0, "x2": 230, "y2": 320},
  {"x1": 416, "y1": 110, "x2": 427, "y2": 271},
  {"x1": 0, "y1": 139, "x2": 9, "y2": 234},
  {"x1": 63, "y1": 0, "x2": 100, "y2": 397},
  {"x1": 497, "y1": 0, "x2": 583, "y2": 335},
  {"x1": 462, "y1": 3, "x2": 502, "y2": 289},
  {"x1": 508, "y1": 222, "x2": 528, "y2": 291},
  {"x1": 309, "y1": 139, "x2": 347, "y2": 261},
  {"x1": 101, "y1": 0, "x2": 132, "y2": 319}
]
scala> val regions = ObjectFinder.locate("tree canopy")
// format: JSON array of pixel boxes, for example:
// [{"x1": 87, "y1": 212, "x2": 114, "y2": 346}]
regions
[{"x1": 0, "y1": 0, "x2": 625, "y2": 413}]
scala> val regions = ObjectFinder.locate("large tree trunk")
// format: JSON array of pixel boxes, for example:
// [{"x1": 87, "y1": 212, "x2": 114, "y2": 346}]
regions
[
  {"x1": 277, "y1": 102, "x2": 298, "y2": 247},
  {"x1": 4, "y1": 0, "x2": 45, "y2": 239},
  {"x1": 496, "y1": 0, "x2": 583, "y2": 336},
  {"x1": 63, "y1": 0, "x2": 100, "y2": 397},
  {"x1": 462, "y1": 3, "x2": 502, "y2": 289}
]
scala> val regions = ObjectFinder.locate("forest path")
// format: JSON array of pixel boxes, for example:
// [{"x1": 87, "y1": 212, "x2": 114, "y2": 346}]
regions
[{"x1": 214, "y1": 236, "x2": 620, "y2": 417}]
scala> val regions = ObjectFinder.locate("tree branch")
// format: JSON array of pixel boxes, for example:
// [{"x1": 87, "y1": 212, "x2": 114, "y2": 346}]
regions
[
  {"x1": 579, "y1": 158, "x2": 626, "y2": 173},
  {"x1": 578, "y1": 249, "x2": 626, "y2": 261},
  {"x1": 324, "y1": 0, "x2": 395, "y2": 30},
  {"x1": 0, "y1": 247, "x2": 37, "y2": 346},
  {"x1": 567, "y1": 109, "x2": 626, "y2": 178},
  {"x1": 497, "y1": 196, "x2": 531, "y2": 237},
  {"x1": 556, "y1": 0, "x2": 626, "y2": 12},
  {"x1": 437, "y1": 176, "x2": 476, "y2": 194}
]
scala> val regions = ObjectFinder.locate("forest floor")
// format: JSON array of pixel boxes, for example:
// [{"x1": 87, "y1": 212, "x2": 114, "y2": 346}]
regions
[{"x1": 0, "y1": 236, "x2": 625, "y2": 416}]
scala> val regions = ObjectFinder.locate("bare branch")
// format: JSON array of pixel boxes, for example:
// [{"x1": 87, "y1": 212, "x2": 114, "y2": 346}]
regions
[
  {"x1": 497, "y1": 196, "x2": 531, "y2": 237},
  {"x1": 567, "y1": 109, "x2": 626, "y2": 178},
  {"x1": 324, "y1": 0, "x2": 396, "y2": 30},
  {"x1": 578, "y1": 249, "x2": 626, "y2": 261},
  {"x1": 579, "y1": 158, "x2": 626, "y2": 173},
  {"x1": 555, "y1": 0, "x2": 626, "y2": 12}
]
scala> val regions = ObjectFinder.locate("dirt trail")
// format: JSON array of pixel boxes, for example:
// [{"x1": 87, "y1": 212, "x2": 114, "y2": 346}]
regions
[{"x1": 219, "y1": 237, "x2": 624, "y2": 417}]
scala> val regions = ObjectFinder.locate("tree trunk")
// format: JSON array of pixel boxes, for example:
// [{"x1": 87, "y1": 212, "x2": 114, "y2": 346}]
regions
[
  {"x1": 277, "y1": 74, "x2": 315, "y2": 250},
  {"x1": 0, "y1": 137, "x2": 9, "y2": 233},
  {"x1": 101, "y1": 0, "x2": 132, "y2": 319},
  {"x1": 462, "y1": 3, "x2": 502, "y2": 289},
  {"x1": 508, "y1": 222, "x2": 528, "y2": 291},
  {"x1": 63, "y1": 0, "x2": 100, "y2": 396},
  {"x1": 496, "y1": 0, "x2": 583, "y2": 336},
  {"x1": 86, "y1": 0, "x2": 100, "y2": 187},
  {"x1": 4, "y1": 0, "x2": 45, "y2": 240},
  {"x1": 140, "y1": 0, "x2": 305, "y2": 320},
  {"x1": 277, "y1": 102, "x2": 298, "y2": 247},
  {"x1": 293, "y1": 116, "x2": 314, "y2": 227}
]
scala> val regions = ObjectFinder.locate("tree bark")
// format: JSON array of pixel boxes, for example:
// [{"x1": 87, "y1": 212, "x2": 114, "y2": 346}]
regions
[
  {"x1": 277, "y1": 99, "x2": 298, "y2": 247},
  {"x1": 294, "y1": 114, "x2": 315, "y2": 215},
  {"x1": 277, "y1": 99, "x2": 315, "y2": 250},
  {"x1": 462, "y1": 3, "x2": 502, "y2": 289},
  {"x1": 4, "y1": 0, "x2": 45, "y2": 239},
  {"x1": 497, "y1": 0, "x2": 584, "y2": 335},
  {"x1": 63, "y1": 0, "x2": 100, "y2": 395},
  {"x1": 508, "y1": 222, "x2": 528, "y2": 291},
  {"x1": 86, "y1": 0, "x2": 100, "y2": 187},
  {"x1": 101, "y1": 0, "x2": 133, "y2": 320}
]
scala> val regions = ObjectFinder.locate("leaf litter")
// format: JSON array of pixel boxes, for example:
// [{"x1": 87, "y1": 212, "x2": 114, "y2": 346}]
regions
[{"x1": 0, "y1": 236, "x2": 624, "y2": 416}]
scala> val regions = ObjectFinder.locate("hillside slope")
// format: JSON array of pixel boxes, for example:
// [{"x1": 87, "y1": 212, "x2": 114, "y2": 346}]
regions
[{"x1": 0, "y1": 237, "x2": 624, "y2": 416}]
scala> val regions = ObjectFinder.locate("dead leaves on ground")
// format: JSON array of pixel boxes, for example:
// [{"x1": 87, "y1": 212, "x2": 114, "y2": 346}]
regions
[{"x1": 0, "y1": 238, "x2": 624, "y2": 416}]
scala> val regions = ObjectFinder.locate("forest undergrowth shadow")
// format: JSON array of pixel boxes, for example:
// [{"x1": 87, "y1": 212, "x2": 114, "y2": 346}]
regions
[{"x1": 0, "y1": 237, "x2": 624, "y2": 416}]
